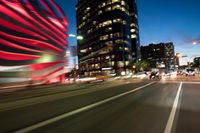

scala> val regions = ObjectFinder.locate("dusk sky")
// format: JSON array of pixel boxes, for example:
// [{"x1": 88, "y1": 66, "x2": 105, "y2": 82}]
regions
[{"x1": 56, "y1": 0, "x2": 200, "y2": 65}]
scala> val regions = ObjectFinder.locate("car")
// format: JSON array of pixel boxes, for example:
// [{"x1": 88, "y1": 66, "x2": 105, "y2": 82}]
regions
[
  {"x1": 149, "y1": 71, "x2": 162, "y2": 79},
  {"x1": 185, "y1": 69, "x2": 195, "y2": 76}
]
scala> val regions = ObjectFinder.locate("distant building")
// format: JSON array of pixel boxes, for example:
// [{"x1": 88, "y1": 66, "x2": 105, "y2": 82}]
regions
[
  {"x1": 76, "y1": 0, "x2": 140, "y2": 76},
  {"x1": 141, "y1": 42, "x2": 175, "y2": 71},
  {"x1": 193, "y1": 57, "x2": 200, "y2": 67}
]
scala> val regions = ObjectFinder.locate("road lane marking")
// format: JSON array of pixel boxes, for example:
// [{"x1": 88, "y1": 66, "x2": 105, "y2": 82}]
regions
[
  {"x1": 14, "y1": 82, "x2": 155, "y2": 133},
  {"x1": 164, "y1": 82, "x2": 182, "y2": 133},
  {"x1": 182, "y1": 81, "x2": 200, "y2": 84},
  {"x1": 0, "y1": 81, "x2": 136, "y2": 112}
]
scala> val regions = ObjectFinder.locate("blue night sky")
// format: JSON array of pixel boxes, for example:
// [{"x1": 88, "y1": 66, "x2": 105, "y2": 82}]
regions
[{"x1": 56, "y1": 0, "x2": 200, "y2": 65}]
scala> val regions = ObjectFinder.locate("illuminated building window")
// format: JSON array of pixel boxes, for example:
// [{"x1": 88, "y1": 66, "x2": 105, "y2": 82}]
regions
[
  {"x1": 98, "y1": 10, "x2": 103, "y2": 15},
  {"x1": 125, "y1": 47, "x2": 129, "y2": 51},
  {"x1": 123, "y1": 20, "x2": 127, "y2": 25},
  {"x1": 121, "y1": 7, "x2": 126, "y2": 12},
  {"x1": 80, "y1": 49, "x2": 87, "y2": 53},
  {"x1": 100, "y1": 35, "x2": 109, "y2": 40},
  {"x1": 110, "y1": 34, "x2": 113, "y2": 38},
  {"x1": 105, "y1": 7, "x2": 112, "y2": 12},
  {"x1": 114, "y1": 32, "x2": 122, "y2": 37},
  {"x1": 112, "y1": 4, "x2": 121, "y2": 10},
  {"x1": 125, "y1": 61, "x2": 129, "y2": 66},
  {"x1": 121, "y1": 1, "x2": 125, "y2": 5},
  {"x1": 131, "y1": 34, "x2": 136, "y2": 39},
  {"x1": 115, "y1": 39, "x2": 124, "y2": 44},
  {"x1": 93, "y1": 21, "x2": 97, "y2": 25},
  {"x1": 106, "y1": 56, "x2": 110, "y2": 59},
  {"x1": 130, "y1": 23, "x2": 136, "y2": 27},
  {"x1": 112, "y1": 0, "x2": 120, "y2": 3},
  {"x1": 135, "y1": 14, "x2": 138, "y2": 18},
  {"x1": 118, "y1": 61, "x2": 124, "y2": 67},
  {"x1": 112, "y1": 61, "x2": 115, "y2": 66},
  {"x1": 87, "y1": 29, "x2": 93, "y2": 34},
  {"x1": 105, "y1": 41, "x2": 113, "y2": 45},
  {"x1": 99, "y1": 20, "x2": 112, "y2": 28},
  {"x1": 82, "y1": 16, "x2": 86, "y2": 20},
  {"x1": 113, "y1": 18, "x2": 122, "y2": 23},
  {"x1": 102, "y1": 2, "x2": 106, "y2": 7},
  {"x1": 130, "y1": 29, "x2": 135, "y2": 33},
  {"x1": 87, "y1": 7, "x2": 90, "y2": 11}
]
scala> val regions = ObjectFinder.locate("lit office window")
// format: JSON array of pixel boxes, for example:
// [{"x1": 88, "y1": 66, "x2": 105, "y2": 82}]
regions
[
  {"x1": 112, "y1": 4, "x2": 121, "y2": 10},
  {"x1": 93, "y1": 21, "x2": 97, "y2": 25},
  {"x1": 98, "y1": 10, "x2": 103, "y2": 15},
  {"x1": 130, "y1": 29, "x2": 136, "y2": 33},
  {"x1": 118, "y1": 61, "x2": 124, "y2": 67},
  {"x1": 112, "y1": 0, "x2": 120, "y2": 3},
  {"x1": 131, "y1": 34, "x2": 137, "y2": 39},
  {"x1": 113, "y1": 18, "x2": 122, "y2": 23},
  {"x1": 123, "y1": 20, "x2": 127, "y2": 25},
  {"x1": 105, "y1": 7, "x2": 111, "y2": 11},
  {"x1": 130, "y1": 23, "x2": 136, "y2": 27},
  {"x1": 121, "y1": 1, "x2": 125, "y2": 5}
]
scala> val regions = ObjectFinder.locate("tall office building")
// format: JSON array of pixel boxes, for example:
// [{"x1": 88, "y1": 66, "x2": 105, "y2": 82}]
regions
[
  {"x1": 0, "y1": 0, "x2": 68, "y2": 83},
  {"x1": 76, "y1": 0, "x2": 140, "y2": 76}
]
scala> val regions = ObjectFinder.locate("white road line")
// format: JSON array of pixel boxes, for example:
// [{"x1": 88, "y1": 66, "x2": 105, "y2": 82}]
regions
[
  {"x1": 14, "y1": 82, "x2": 155, "y2": 133},
  {"x1": 0, "y1": 83, "x2": 41, "y2": 90},
  {"x1": 182, "y1": 81, "x2": 200, "y2": 84},
  {"x1": 164, "y1": 82, "x2": 182, "y2": 133}
]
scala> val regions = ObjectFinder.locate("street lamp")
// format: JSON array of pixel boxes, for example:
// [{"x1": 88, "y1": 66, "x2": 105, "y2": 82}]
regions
[
  {"x1": 69, "y1": 34, "x2": 83, "y2": 40},
  {"x1": 192, "y1": 41, "x2": 197, "y2": 45},
  {"x1": 175, "y1": 53, "x2": 181, "y2": 69},
  {"x1": 68, "y1": 34, "x2": 83, "y2": 81},
  {"x1": 77, "y1": 35, "x2": 83, "y2": 40}
]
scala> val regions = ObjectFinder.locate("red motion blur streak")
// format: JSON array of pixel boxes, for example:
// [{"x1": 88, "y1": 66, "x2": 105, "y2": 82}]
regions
[
  {"x1": 24, "y1": 1, "x2": 67, "y2": 40},
  {"x1": 31, "y1": 61, "x2": 67, "y2": 71},
  {"x1": 0, "y1": 18, "x2": 47, "y2": 41},
  {"x1": 7, "y1": 1, "x2": 67, "y2": 48},
  {"x1": 0, "y1": 50, "x2": 41, "y2": 61},
  {"x1": 2, "y1": 1, "x2": 67, "y2": 47},
  {"x1": 0, "y1": 31, "x2": 64, "y2": 53},
  {"x1": 1, "y1": 32, "x2": 65, "y2": 57},
  {"x1": 1, "y1": 38, "x2": 44, "y2": 53},
  {"x1": 1, "y1": 0, "x2": 68, "y2": 83},
  {"x1": 49, "y1": 0, "x2": 68, "y2": 27},
  {"x1": 32, "y1": 67, "x2": 64, "y2": 81},
  {"x1": 40, "y1": 0, "x2": 66, "y2": 31}
]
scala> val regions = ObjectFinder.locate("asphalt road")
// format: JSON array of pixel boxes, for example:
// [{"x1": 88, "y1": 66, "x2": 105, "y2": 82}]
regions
[{"x1": 0, "y1": 77, "x2": 200, "y2": 133}]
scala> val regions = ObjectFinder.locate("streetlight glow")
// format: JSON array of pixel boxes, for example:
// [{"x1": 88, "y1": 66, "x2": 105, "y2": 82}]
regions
[
  {"x1": 192, "y1": 41, "x2": 197, "y2": 45},
  {"x1": 77, "y1": 35, "x2": 83, "y2": 40},
  {"x1": 69, "y1": 34, "x2": 76, "y2": 37}
]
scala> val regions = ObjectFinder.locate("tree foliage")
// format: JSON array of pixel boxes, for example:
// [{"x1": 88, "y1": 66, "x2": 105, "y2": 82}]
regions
[{"x1": 135, "y1": 60, "x2": 150, "y2": 71}]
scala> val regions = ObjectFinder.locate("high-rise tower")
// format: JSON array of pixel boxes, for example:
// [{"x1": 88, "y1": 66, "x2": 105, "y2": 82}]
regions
[{"x1": 76, "y1": 0, "x2": 140, "y2": 76}]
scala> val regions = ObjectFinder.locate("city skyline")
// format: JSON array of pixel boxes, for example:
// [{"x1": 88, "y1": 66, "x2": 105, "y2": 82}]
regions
[{"x1": 57, "y1": 0, "x2": 200, "y2": 65}]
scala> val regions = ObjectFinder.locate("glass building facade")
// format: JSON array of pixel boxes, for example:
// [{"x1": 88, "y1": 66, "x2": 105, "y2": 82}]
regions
[{"x1": 76, "y1": 0, "x2": 140, "y2": 76}]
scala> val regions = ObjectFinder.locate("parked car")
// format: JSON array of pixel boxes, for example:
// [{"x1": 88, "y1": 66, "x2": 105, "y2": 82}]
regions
[{"x1": 185, "y1": 69, "x2": 195, "y2": 76}]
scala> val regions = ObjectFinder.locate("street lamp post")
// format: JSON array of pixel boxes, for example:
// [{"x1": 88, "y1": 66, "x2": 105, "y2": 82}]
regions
[
  {"x1": 175, "y1": 53, "x2": 181, "y2": 69},
  {"x1": 68, "y1": 34, "x2": 83, "y2": 81}
]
